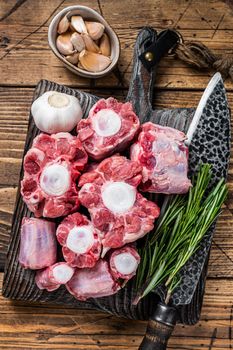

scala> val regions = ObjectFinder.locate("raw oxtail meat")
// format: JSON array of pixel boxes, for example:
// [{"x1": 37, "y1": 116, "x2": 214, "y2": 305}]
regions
[
  {"x1": 21, "y1": 132, "x2": 88, "y2": 218},
  {"x1": 77, "y1": 97, "x2": 140, "y2": 160},
  {"x1": 78, "y1": 155, "x2": 160, "y2": 254},
  {"x1": 130, "y1": 122, "x2": 191, "y2": 194},
  {"x1": 109, "y1": 245, "x2": 140, "y2": 280},
  {"x1": 35, "y1": 262, "x2": 75, "y2": 291},
  {"x1": 66, "y1": 260, "x2": 120, "y2": 301},
  {"x1": 56, "y1": 212, "x2": 102, "y2": 268},
  {"x1": 19, "y1": 217, "x2": 57, "y2": 269}
]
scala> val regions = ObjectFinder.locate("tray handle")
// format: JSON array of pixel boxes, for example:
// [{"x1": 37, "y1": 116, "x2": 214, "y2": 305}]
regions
[
  {"x1": 126, "y1": 27, "x2": 157, "y2": 116},
  {"x1": 138, "y1": 303, "x2": 177, "y2": 350}
]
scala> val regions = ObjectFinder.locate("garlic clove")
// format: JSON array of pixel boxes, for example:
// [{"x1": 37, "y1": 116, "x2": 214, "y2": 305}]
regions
[
  {"x1": 57, "y1": 14, "x2": 70, "y2": 34},
  {"x1": 70, "y1": 32, "x2": 85, "y2": 52},
  {"x1": 71, "y1": 15, "x2": 87, "y2": 34},
  {"x1": 69, "y1": 22, "x2": 76, "y2": 32},
  {"x1": 66, "y1": 52, "x2": 79, "y2": 64},
  {"x1": 77, "y1": 61, "x2": 84, "y2": 69},
  {"x1": 79, "y1": 50, "x2": 112, "y2": 72},
  {"x1": 56, "y1": 32, "x2": 74, "y2": 55},
  {"x1": 85, "y1": 21, "x2": 105, "y2": 40},
  {"x1": 82, "y1": 33, "x2": 100, "y2": 53},
  {"x1": 99, "y1": 33, "x2": 111, "y2": 56}
]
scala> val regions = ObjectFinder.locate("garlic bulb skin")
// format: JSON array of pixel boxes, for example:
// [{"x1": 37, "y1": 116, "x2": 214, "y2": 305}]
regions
[{"x1": 31, "y1": 91, "x2": 83, "y2": 134}]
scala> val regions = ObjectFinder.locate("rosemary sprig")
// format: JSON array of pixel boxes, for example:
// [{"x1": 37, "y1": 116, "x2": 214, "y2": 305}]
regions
[{"x1": 134, "y1": 164, "x2": 228, "y2": 305}]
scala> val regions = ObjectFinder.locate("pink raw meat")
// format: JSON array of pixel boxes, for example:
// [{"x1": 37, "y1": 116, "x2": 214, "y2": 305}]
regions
[
  {"x1": 66, "y1": 260, "x2": 120, "y2": 301},
  {"x1": 109, "y1": 245, "x2": 140, "y2": 280},
  {"x1": 130, "y1": 122, "x2": 191, "y2": 194},
  {"x1": 56, "y1": 212, "x2": 102, "y2": 268},
  {"x1": 19, "y1": 217, "x2": 57, "y2": 269},
  {"x1": 35, "y1": 262, "x2": 75, "y2": 291},
  {"x1": 21, "y1": 132, "x2": 88, "y2": 218},
  {"x1": 77, "y1": 97, "x2": 140, "y2": 160},
  {"x1": 78, "y1": 155, "x2": 160, "y2": 253}
]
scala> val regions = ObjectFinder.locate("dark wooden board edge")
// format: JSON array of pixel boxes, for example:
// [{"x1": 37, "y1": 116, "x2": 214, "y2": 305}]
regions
[
  {"x1": 2, "y1": 28, "x2": 230, "y2": 326},
  {"x1": 0, "y1": 81, "x2": 220, "y2": 324},
  {"x1": 1, "y1": 78, "x2": 159, "y2": 322}
]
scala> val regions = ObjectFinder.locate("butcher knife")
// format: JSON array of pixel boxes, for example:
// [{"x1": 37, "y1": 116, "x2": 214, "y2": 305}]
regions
[{"x1": 126, "y1": 27, "x2": 231, "y2": 349}]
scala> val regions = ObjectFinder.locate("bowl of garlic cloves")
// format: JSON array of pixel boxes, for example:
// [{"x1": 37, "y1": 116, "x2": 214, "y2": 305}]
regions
[{"x1": 48, "y1": 6, "x2": 120, "y2": 78}]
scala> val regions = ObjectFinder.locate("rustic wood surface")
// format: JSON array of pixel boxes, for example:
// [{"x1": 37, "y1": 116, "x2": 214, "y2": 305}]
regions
[{"x1": 1, "y1": 0, "x2": 233, "y2": 348}]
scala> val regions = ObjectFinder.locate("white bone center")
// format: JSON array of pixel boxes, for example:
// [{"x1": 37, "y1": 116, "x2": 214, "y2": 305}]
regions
[
  {"x1": 66, "y1": 225, "x2": 94, "y2": 254},
  {"x1": 53, "y1": 263, "x2": 74, "y2": 283},
  {"x1": 114, "y1": 253, "x2": 138, "y2": 275},
  {"x1": 40, "y1": 164, "x2": 70, "y2": 196},
  {"x1": 102, "y1": 181, "x2": 136, "y2": 214},
  {"x1": 92, "y1": 109, "x2": 121, "y2": 137}
]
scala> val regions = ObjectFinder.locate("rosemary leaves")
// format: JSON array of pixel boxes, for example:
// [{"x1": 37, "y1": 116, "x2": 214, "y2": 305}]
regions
[{"x1": 134, "y1": 164, "x2": 228, "y2": 304}]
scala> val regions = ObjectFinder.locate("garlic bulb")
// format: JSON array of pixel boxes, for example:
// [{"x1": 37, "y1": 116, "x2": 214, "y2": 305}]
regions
[
  {"x1": 31, "y1": 91, "x2": 83, "y2": 134},
  {"x1": 79, "y1": 50, "x2": 111, "y2": 72}
]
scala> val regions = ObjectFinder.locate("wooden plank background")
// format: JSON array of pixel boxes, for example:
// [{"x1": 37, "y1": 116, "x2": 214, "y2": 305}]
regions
[{"x1": 1, "y1": 0, "x2": 233, "y2": 348}]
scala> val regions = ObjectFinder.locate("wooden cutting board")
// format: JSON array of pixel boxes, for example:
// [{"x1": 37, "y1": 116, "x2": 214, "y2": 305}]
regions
[{"x1": 2, "y1": 28, "x2": 230, "y2": 325}]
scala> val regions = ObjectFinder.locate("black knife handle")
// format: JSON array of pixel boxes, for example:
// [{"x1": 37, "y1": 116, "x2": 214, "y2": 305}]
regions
[
  {"x1": 138, "y1": 303, "x2": 177, "y2": 350},
  {"x1": 126, "y1": 26, "x2": 157, "y2": 114}
]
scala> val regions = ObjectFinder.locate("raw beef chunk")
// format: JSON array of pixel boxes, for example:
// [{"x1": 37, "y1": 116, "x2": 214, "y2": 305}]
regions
[
  {"x1": 21, "y1": 132, "x2": 88, "y2": 218},
  {"x1": 19, "y1": 217, "x2": 57, "y2": 269},
  {"x1": 66, "y1": 260, "x2": 120, "y2": 301},
  {"x1": 77, "y1": 97, "x2": 140, "y2": 160},
  {"x1": 78, "y1": 155, "x2": 160, "y2": 253},
  {"x1": 109, "y1": 245, "x2": 140, "y2": 280},
  {"x1": 56, "y1": 212, "x2": 102, "y2": 268},
  {"x1": 35, "y1": 262, "x2": 75, "y2": 291},
  {"x1": 130, "y1": 122, "x2": 191, "y2": 194}
]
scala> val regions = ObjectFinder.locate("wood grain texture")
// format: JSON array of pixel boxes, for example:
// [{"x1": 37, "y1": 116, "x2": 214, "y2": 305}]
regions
[
  {"x1": 1, "y1": 0, "x2": 233, "y2": 89},
  {"x1": 1, "y1": 0, "x2": 233, "y2": 348},
  {"x1": 0, "y1": 273, "x2": 233, "y2": 349}
]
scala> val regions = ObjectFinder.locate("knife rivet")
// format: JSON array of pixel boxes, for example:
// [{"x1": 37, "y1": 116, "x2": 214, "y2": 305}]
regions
[{"x1": 145, "y1": 51, "x2": 154, "y2": 61}]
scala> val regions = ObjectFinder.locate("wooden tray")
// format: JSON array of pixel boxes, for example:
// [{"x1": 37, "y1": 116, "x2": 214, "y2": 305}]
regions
[{"x1": 2, "y1": 28, "x2": 231, "y2": 324}]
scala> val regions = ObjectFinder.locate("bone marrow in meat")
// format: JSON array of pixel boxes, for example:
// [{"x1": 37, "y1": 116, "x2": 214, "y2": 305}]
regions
[
  {"x1": 56, "y1": 212, "x2": 102, "y2": 268},
  {"x1": 78, "y1": 155, "x2": 160, "y2": 253},
  {"x1": 77, "y1": 98, "x2": 140, "y2": 160},
  {"x1": 21, "y1": 133, "x2": 88, "y2": 218}
]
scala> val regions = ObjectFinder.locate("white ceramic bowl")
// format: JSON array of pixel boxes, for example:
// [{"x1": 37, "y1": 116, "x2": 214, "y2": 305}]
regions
[{"x1": 48, "y1": 5, "x2": 120, "y2": 78}]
